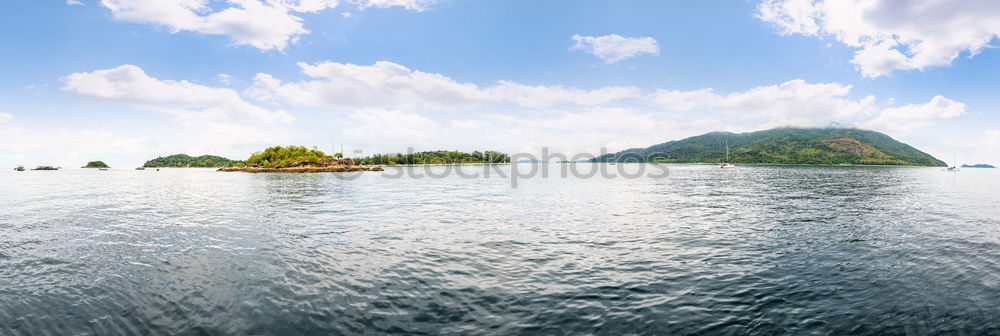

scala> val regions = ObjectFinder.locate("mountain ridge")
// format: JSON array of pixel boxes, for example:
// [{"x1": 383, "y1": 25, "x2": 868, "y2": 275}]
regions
[{"x1": 593, "y1": 127, "x2": 946, "y2": 166}]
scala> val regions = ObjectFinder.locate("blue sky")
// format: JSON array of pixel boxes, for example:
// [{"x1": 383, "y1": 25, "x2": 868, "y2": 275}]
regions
[{"x1": 1, "y1": 0, "x2": 998, "y2": 167}]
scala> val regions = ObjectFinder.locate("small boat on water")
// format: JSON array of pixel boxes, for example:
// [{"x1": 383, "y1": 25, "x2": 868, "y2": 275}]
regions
[
  {"x1": 135, "y1": 167, "x2": 145, "y2": 170},
  {"x1": 31, "y1": 166, "x2": 59, "y2": 171},
  {"x1": 99, "y1": 168, "x2": 109, "y2": 171},
  {"x1": 14, "y1": 165, "x2": 25, "y2": 171},
  {"x1": 720, "y1": 140, "x2": 736, "y2": 168},
  {"x1": 943, "y1": 154, "x2": 960, "y2": 172}
]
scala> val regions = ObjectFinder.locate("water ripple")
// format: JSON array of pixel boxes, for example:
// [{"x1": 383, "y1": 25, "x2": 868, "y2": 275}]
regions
[{"x1": 1, "y1": 166, "x2": 999, "y2": 335}]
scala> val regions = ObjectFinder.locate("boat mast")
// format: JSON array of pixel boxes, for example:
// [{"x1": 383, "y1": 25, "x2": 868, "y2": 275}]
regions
[{"x1": 725, "y1": 140, "x2": 731, "y2": 163}]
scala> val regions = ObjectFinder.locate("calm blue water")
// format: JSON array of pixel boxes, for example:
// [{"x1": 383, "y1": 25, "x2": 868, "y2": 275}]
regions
[{"x1": 1, "y1": 165, "x2": 999, "y2": 335}]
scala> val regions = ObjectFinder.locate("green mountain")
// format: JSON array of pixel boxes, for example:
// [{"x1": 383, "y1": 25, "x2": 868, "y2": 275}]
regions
[
  {"x1": 143, "y1": 154, "x2": 241, "y2": 168},
  {"x1": 593, "y1": 127, "x2": 946, "y2": 166}
]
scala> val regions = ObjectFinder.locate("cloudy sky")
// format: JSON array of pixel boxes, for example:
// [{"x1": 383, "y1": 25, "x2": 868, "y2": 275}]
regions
[{"x1": 2, "y1": 0, "x2": 999, "y2": 167}]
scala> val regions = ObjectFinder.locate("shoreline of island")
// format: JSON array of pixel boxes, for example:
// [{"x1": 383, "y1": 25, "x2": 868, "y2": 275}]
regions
[
  {"x1": 218, "y1": 164, "x2": 383, "y2": 173},
  {"x1": 78, "y1": 128, "x2": 974, "y2": 173}
]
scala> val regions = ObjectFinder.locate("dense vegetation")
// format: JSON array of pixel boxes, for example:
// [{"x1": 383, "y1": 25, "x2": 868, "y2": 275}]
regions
[
  {"x1": 143, "y1": 154, "x2": 241, "y2": 167},
  {"x1": 82, "y1": 161, "x2": 109, "y2": 168},
  {"x1": 592, "y1": 127, "x2": 946, "y2": 166},
  {"x1": 244, "y1": 146, "x2": 341, "y2": 168},
  {"x1": 355, "y1": 150, "x2": 510, "y2": 165}
]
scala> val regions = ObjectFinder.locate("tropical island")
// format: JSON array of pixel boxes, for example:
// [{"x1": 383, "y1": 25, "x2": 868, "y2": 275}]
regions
[
  {"x1": 593, "y1": 127, "x2": 946, "y2": 166},
  {"x1": 219, "y1": 145, "x2": 382, "y2": 173},
  {"x1": 354, "y1": 150, "x2": 510, "y2": 165},
  {"x1": 144, "y1": 154, "x2": 241, "y2": 168},
  {"x1": 82, "y1": 161, "x2": 110, "y2": 168},
  {"x1": 962, "y1": 164, "x2": 996, "y2": 168}
]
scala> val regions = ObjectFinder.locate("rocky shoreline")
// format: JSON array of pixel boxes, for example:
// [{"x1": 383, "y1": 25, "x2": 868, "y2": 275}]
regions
[{"x1": 217, "y1": 158, "x2": 383, "y2": 173}]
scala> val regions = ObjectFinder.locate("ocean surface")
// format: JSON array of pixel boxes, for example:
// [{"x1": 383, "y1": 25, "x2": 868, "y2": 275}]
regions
[{"x1": 1, "y1": 165, "x2": 999, "y2": 335}]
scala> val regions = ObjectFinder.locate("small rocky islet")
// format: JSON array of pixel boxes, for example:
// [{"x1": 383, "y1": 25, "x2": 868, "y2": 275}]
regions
[
  {"x1": 218, "y1": 157, "x2": 382, "y2": 173},
  {"x1": 82, "y1": 161, "x2": 110, "y2": 168},
  {"x1": 218, "y1": 145, "x2": 383, "y2": 173}
]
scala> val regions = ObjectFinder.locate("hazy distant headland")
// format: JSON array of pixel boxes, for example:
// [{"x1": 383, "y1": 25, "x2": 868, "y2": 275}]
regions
[
  {"x1": 962, "y1": 164, "x2": 996, "y2": 168},
  {"x1": 593, "y1": 127, "x2": 947, "y2": 167}
]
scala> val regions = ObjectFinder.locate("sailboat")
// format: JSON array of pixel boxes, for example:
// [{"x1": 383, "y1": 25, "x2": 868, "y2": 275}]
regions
[
  {"x1": 944, "y1": 153, "x2": 959, "y2": 172},
  {"x1": 720, "y1": 140, "x2": 736, "y2": 168}
]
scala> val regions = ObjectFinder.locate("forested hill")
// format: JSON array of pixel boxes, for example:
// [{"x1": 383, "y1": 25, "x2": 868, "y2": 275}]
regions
[
  {"x1": 592, "y1": 128, "x2": 946, "y2": 166},
  {"x1": 143, "y1": 154, "x2": 241, "y2": 167},
  {"x1": 355, "y1": 150, "x2": 510, "y2": 165}
]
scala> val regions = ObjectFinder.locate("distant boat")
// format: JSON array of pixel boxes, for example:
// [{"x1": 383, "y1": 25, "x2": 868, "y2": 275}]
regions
[
  {"x1": 31, "y1": 166, "x2": 59, "y2": 171},
  {"x1": 99, "y1": 168, "x2": 109, "y2": 171},
  {"x1": 720, "y1": 140, "x2": 736, "y2": 168},
  {"x1": 944, "y1": 153, "x2": 960, "y2": 172},
  {"x1": 135, "y1": 167, "x2": 145, "y2": 170},
  {"x1": 14, "y1": 165, "x2": 25, "y2": 171}
]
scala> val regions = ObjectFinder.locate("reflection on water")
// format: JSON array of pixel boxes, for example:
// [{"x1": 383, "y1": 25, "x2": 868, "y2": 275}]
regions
[{"x1": 1, "y1": 165, "x2": 999, "y2": 335}]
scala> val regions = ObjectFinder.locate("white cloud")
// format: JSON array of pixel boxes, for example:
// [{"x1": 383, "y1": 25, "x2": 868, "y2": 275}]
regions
[
  {"x1": 647, "y1": 88, "x2": 720, "y2": 112},
  {"x1": 0, "y1": 114, "x2": 295, "y2": 167},
  {"x1": 757, "y1": 118, "x2": 820, "y2": 130},
  {"x1": 248, "y1": 61, "x2": 639, "y2": 110},
  {"x1": 249, "y1": 61, "x2": 488, "y2": 109},
  {"x1": 63, "y1": 64, "x2": 294, "y2": 123},
  {"x1": 342, "y1": 11, "x2": 352, "y2": 17},
  {"x1": 67, "y1": 0, "x2": 84, "y2": 5},
  {"x1": 99, "y1": 0, "x2": 307, "y2": 51},
  {"x1": 0, "y1": 112, "x2": 12, "y2": 123},
  {"x1": 982, "y1": 130, "x2": 1000, "y2": 152},
  {"x1": 445, "y1": 107, "x2": 713, "y2": 156},
  {"x1": 489, "y1": 81, "x2": 640, "y2": 108},
  {"x1": 342, "y1": 109, "x2": 438, "y2": 143},
  {"x1": 50, "y1": 61, "x2": 967, "y2": 162},
  {"x1": 570, "y1": 34, "x2": 660, "y2": 64},
  {"x1": 242, "y1": 60, "x2": 967, "y2": 152},
  {"x1": 0, "y1": 121, "x2": 149, "y2": 167},
  {"x1": 97, "y1": 0, "x2": 429, "y2": 51},
  {"x1": 864, "y1": 95, "x2": 966, "y2": 134},
  {"x1": 357, "y1": 0, "x2": 435, "y2": 11},
  {"x1": 216, "y1": 73, "x2": 236, "y2": 85},
  {"x1": 648, "y1": 79, "x2": 878, "y2": 120},
  {"x1": 287, "y1": 0, "x2": 340, "y2": 12},
  {"x1": 42, "y1": 65, "x2": 305, "y2": 166},
  {"x1": 756, "y1": 0, "x2": 1000, "y2": 77}
]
